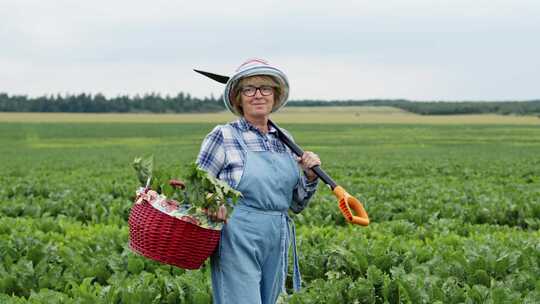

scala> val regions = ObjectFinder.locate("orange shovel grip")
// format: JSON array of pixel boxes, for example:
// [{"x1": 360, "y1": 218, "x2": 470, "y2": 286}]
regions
[{"x1": 333, "y1": 186, "x2": 370, "y2": 226}]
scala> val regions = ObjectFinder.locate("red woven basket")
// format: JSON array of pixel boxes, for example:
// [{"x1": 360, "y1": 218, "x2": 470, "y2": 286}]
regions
[{"x1": 128, "y1": 200, "x2": 221, "y2": 269}]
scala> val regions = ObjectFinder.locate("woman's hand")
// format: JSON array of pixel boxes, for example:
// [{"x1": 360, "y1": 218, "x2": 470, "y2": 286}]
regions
[
  {"x1": 297, "y1": 151, "x2": 321, "y2": 182},
  {"x1": 204, "y1": 205, "x2": 228, "y2": 223}
]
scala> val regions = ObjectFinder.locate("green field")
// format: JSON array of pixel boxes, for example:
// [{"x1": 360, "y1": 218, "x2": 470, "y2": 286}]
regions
[
  {"x1": 1, "y1": 112, "x2": 539, "y2": 303},
  {"x1": 1, "y1": 107, "x2": 540, "y2": 124}
]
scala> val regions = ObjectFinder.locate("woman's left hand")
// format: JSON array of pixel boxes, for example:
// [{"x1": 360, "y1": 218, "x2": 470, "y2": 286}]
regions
[{"x1": 297, "y1": 151, "x2": 321, "y2": 182}]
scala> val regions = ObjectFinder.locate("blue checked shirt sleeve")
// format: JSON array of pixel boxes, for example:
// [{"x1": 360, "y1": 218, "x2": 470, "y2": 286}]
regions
[
  {"x1": 280, "y1": 129, "x2": 319, "y2": 213},
  {"x1": 196, "y1": 126, "x2": 225, "y2": 178},
  {"x1": 290, "y1": 172, "x2": 319, "y2": 213}
]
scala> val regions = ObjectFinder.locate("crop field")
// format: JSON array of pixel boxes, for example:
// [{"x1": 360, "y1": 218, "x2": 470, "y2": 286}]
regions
[
  {"x1": 0, "y1": 111, "x2": 539, "y2": 303},
  {"x1": 1, "y1": 107, "x2": 540, "y2": 124}
]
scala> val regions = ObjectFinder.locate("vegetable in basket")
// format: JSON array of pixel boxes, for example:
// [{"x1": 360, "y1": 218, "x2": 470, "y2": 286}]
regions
[{"x1": 132, "y1": 155, "x2": 242, "y2": 219}]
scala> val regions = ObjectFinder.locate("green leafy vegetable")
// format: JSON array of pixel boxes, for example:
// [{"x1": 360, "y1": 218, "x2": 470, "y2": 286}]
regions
[
  {"x1": 132, "y1": 155, "x2": 241, "y2": 219},
  {"x1": 132, "y1": 155, "x2": 153, "y2": 186},
  {"x1": 184, "y1": 163, "x2": 242, "y2": 217},
  {"x1": 132, "y1": 155, "x2": 184, "y2": 202}
]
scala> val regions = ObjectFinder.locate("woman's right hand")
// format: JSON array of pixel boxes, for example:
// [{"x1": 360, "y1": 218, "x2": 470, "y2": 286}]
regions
[{"x1": 204, "y1": 205, "x2": 228, "y2": 223}]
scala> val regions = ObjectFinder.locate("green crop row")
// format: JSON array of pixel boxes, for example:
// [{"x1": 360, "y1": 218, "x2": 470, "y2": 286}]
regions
[
  {"x1": 1, "y1": 216, "x2": 538, "y2": 303},
  {"x1": 0, "y1": 216, "x2": 212, "y2": 303},
  {"x1": 3, "y1": 155, "x2": 539, "y2": 229},
  {"x1": 287, "y1": 221, "x2": 537, "y2": 303}
]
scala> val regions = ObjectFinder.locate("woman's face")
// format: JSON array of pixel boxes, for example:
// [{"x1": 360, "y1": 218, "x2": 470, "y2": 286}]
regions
[{"x1": 238, "y1": 77, "x2": 275, "y2": 119}]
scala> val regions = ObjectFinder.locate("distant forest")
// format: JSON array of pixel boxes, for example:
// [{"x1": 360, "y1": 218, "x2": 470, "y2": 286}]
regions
[{"x1": 1, "y1": 92, "x2": 539, "y2": 116}]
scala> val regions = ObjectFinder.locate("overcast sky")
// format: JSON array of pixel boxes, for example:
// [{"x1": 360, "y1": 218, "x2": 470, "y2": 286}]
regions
[{"x1": 1, "y1": 0, "x2": 539, "y2": 101}]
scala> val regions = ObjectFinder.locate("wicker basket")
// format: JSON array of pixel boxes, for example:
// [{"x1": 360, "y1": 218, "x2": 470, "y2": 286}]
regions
[{"x1": 128, "y1": 199, "x2": 221, "y2": 269}]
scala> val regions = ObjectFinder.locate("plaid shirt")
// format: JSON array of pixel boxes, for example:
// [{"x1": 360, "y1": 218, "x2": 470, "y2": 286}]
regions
[{"x1": 196, "y1": 117, "x2": 318, "y2": 213}]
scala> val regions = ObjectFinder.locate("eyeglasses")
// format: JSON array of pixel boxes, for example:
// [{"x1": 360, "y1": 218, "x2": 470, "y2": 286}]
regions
[{"x1": 240, "y1": 86, "x2": 275, "y2": 97}]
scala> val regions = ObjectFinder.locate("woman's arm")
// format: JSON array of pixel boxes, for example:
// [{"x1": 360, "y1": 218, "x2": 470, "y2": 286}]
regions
[
  {"x1": 196, "y1": 126, "x2": 229, "y2": 222},
  {"x1": 196, "y1": 125, "x2": 225, "y2": 178},
  {"x1": 290, "y1": 168, "x2": 319, "y2": 213}
]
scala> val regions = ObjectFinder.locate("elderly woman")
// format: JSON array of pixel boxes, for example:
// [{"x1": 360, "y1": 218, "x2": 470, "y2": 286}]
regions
[{"x1": 196, "y1": 59, "x2": 321, "y2": 304}]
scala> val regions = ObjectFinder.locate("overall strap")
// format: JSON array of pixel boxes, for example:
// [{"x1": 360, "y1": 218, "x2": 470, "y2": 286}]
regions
[{"x1": 283, "y1": 215, "x2": 302, "y2": 292}]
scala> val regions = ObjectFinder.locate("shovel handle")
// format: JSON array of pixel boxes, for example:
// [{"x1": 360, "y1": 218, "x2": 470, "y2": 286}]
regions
[{"x1": 268, "y1": 120, "x2": 338, "y2": 188}]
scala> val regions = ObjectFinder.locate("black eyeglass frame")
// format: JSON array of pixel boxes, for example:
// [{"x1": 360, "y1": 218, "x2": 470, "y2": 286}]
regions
[{"x1": 240, "y1": 86, "x2": 275, "y2": 97}]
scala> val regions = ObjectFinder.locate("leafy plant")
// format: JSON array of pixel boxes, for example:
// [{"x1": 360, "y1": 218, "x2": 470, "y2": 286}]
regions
[
  {"x1": 132, "y1": 155, "x2": 241, "y2": 219},
  {"x1": 184, "y1": 163, "x2": 242, "y2": 216},
  {"x1": 132, "y1": 155, "x2": 183, "y2": 202}
]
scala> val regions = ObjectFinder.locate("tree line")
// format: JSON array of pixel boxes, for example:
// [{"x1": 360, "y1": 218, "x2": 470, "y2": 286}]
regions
[
  {"x1": 0, "y1": 93, "x2": 223, "y2": 113},
  {"x1": 1, "y1": 92, "x2": 539, "y2": 115},
  {"x1": 288, "y1": 99, "x2": 540, "y2": 115}
]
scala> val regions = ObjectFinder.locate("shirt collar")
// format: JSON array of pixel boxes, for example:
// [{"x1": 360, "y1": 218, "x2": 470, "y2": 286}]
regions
[{"x1": 239, "y1": 117, "x2": 278, "y2": 135}]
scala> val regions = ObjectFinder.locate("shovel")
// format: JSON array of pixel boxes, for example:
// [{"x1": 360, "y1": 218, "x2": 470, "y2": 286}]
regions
[{"x1": 194, "y1": 69, "x2": 370, "y2": 226}]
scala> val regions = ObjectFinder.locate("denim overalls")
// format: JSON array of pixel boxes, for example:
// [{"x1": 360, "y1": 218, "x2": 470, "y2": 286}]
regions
[{"x1": 210, "y1": 125, "x2": 302, "y2": 304}]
